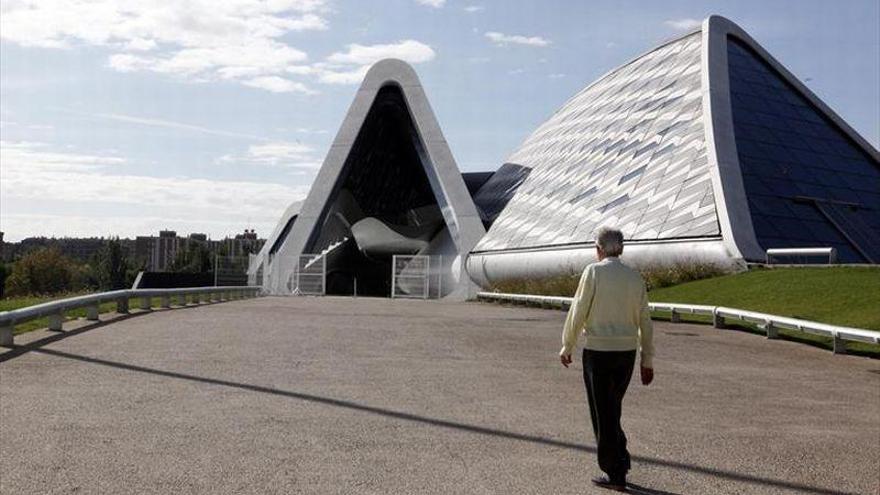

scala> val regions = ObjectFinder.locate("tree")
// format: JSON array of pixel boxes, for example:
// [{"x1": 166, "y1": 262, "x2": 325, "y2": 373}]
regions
[
  {"x1": 0, "y1": 263, "x2": 9, "y2": 298},
  {"x1": 94, "y1": 238, "x2": 130, "y2": 290},
  {"x1": 5, "y1": 247, "x2": 75, "y2": 296},
  {"x1": 170, "y1": 241, "x2": 213, "y2": 273}
]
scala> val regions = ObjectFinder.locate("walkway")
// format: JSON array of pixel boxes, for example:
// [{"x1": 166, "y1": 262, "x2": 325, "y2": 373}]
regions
[{"x1": 1, "y1": 297, "x2": 877, "y2": 494}]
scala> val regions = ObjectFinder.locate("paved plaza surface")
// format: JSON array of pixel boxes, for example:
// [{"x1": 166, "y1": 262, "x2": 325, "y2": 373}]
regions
[{"x1": 1, "y1": 296, "x2": 878, "y2": 494}]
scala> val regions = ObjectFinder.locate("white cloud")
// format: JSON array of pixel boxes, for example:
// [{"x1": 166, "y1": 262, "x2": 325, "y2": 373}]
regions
[
  {"x1": 485, "y1": 31, "x2": 550, "y2": 47},
  {"x1": 124, "y1": 38, "x2": 157, "y2": 51},
  {"x1": 0, "y1": 141, "x2": 310, "y2": 240},
  {"x1": 0, "y1": 141, "x2": 125, "y2": 171},
  {"x1": 1, "y1": 0, "x2": 328, "y2": 93},
  {"x1": 0, "y1": 121, "x2": 55, "y2": 131},
  {"x1": 464, "y1": 6, "x2": 484, "y2": 13},
  {"x1": 90, "y1": 112, "x2": 272, "y2": 141},
  {"x1": 278, "y1": 127, "x2": 329, "y2": 135},
  {"x1": 217, "y1": 141, "x2": 322, "y2": 170},
  {"x1": 245, "y1": 142, "x2": 316, "y2": 166},
  {"x1": 242, "y1": 76, "x2": 317, "y2": 94},
  {"x1": 415, "y1": 0, "x2": 446, "y2": 7},
  {"x1": 108, "y1": 40, "x2": 310, "y2": 82},
  {"x1": 326, "y1": 40, "x2": 436, "y2": 66},
  {"x1": 664, "y1": 18, "x2": 703, "y2": 31},
  {"x1": 1, "y1": 1, "x2": 441, "y2": 92},
  {"x1": 316, "y1": 65, "x2": 371, "y2": 85},
  {"x1": 0, "y1": 1, "x2": 329, "y2": 48},
  {"x1": 311, "y1": 40, "x2": 436, "y2": 85}
]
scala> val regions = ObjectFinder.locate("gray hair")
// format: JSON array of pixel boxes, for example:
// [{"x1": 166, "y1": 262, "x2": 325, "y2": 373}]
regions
[{"x1": 596, "y1": 227, "x2": 624, "y2": 256}]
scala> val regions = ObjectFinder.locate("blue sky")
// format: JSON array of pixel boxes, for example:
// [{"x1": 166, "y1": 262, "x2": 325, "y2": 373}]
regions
[{"x1": 1, "y1": 0, "x2": 878, "y2": 241}]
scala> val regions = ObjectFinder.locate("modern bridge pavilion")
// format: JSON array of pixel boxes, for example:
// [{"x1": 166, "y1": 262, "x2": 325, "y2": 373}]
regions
[{"x1": 251, "y1": 15, "x2": 880, "y2": 297}]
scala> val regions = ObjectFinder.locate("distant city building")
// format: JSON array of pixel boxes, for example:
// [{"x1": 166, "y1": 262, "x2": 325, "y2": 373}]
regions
[
  {"x1": 130, "y1": 230, "x2": 266, "y2": 273},
  {"x1": 148, "y1": 230, "x2": 181, "y2": 272},
  {"x1": 0, "y1": 236, "x2": 132, "y2": 263},
  {"x1": 220, "y1": 229, "x2": 264, "y2": 257},
  {"x1": 1, "y1": 230, "x2": 265, "y2": 288}
]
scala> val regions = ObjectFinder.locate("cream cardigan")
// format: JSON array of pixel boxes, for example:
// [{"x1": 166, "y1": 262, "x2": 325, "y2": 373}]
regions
[{"x1": 560, "y1": 257, "x2": 655, "y2": 368}]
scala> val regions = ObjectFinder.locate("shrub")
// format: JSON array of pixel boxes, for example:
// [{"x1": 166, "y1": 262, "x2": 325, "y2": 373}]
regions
[
  {"x1": 5, "y1": 247, "x2": 76, "y2": 297},
  {"x1": 491, "y1": 271, "x2": 582, "y2": 297},
  {"x1": 638, "y1": 260, "x2": 732, "y2": 291},
  {"x1": 489, "y1": 259, "x2": 734, "y2": 297}
]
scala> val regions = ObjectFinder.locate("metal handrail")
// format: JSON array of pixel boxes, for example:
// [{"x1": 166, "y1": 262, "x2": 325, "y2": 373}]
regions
[
  {"x1": 0, "y1": 286, "x2": 262, "y2": 347},
  {"x1": 766, "y1": 247, "x2": 836, "y2": 264},
  {"x1": 476, "y1": 291, "x2": 879, "y2": 354}
]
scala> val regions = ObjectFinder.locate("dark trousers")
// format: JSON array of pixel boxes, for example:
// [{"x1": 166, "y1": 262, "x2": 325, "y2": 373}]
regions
[{"x1": 582, "y1": 349, "x2": 636, "y2": 481}]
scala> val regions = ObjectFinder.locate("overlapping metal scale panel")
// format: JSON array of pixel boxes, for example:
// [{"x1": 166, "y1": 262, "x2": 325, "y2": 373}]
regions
[{"x1": 473, "y1": 32, "x2": 719, "y2": 252}]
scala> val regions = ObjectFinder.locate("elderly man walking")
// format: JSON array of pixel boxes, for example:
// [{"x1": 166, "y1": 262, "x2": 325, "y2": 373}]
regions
[{"x1": 559, "y1": 227, "x2": 655, "y2": 491}]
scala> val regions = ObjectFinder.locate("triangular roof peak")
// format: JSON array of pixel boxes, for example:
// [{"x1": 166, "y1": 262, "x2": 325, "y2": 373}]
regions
[
  {"x1": 359, "y1": 58, "x2": 422, "y2": 89},
  {"x1": 267, "y1": 58, "x2": 485, "y2": 295}
]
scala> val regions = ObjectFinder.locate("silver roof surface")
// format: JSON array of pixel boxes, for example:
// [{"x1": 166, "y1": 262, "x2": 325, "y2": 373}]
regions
[{"x1": 474, "y1": 32, "x2": 719, "y2": 252}]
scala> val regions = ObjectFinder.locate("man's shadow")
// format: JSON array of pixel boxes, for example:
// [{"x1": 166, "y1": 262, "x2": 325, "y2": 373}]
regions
[{"x1": 625, "y1": 482, "x2": 681, "y2": 495}]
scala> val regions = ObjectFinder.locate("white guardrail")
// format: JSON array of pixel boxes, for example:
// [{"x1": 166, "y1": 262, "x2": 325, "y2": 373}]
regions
[
  {"x1": 765, "y1": 247, "x2": 836, "y2": 264},
  {"x1": 476, "y1": 291, "x2": 880, "y2": 355},
  {"x1": 0, "y1": 286, "x2": 262, "y2": 347}
]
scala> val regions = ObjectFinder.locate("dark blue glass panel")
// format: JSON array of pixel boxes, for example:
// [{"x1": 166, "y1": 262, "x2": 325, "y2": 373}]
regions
[{"x1": 727, "y1": 37, "x2": 880, "y2": 262}]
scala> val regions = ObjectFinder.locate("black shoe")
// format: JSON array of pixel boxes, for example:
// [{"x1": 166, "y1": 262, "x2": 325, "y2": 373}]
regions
[{"x1": 591, "y1": 475, "x2": 626, "y2": 492}]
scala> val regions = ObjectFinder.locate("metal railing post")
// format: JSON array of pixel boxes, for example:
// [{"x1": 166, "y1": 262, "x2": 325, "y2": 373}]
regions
[
  {"x1": 832, "y1": 334, "x2": 847, "y2": 354},
  {"x1": 712, "y1": 312, "x2": 726, "y2": 329},
  {"x1": 762, "y1": 322, "x2": 779, "y2": 339},
  {"x1": 86, "y1": 304, "x2": 100, "y2": 321},
  {"x1": 391, "y1": 255, "x2": 397, "y2": 299},
  {"x1": 423, "y1": 256, "x2": 429, "y2": 300},
  {"x1": 178, "y1": 293, "x2": 188, "y2": 306},
  {"x1": 437, "y1": 255, "x2": 442, "y2": 298},
  {"x1": 670, "y1": 309, "x2": 681, "y2": 323},
  {"x1": 116, "y1": 297, "x2": 129, "y2": 314},
  {"x1": 48, "y1": 312, "x2": 64, "y2": 331},
  {"x1": 0, "y1": 324, "x2": 13, "y2": 347},
  {"x1": 161, "y1": 296, "x2": 171, "y2": 308},
  {"x1": 140, "y1": 297, "x2": 151, "y2": 311}
]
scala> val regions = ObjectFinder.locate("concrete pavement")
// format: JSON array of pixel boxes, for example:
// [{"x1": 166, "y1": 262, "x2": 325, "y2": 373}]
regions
[{"x1": 1, "y1": 296, "x2": 878, "y2": 494}]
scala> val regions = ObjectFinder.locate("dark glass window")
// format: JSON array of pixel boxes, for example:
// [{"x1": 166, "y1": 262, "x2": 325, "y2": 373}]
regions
[
  {"x1": 598, "y1": 194, "x2": 630, "y2": 213},
  {"x1": 569, "y1": 186, "x2": 598, "y2": 205},
  {"x1": 619, "y1": 165, "x2": 648, "y2": 185},
  {"x1": 728, "y1": 37, "x2": 880, "y2": 262}
]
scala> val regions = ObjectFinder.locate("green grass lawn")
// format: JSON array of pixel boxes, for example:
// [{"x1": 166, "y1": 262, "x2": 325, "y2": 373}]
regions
[
  {"x1": 648, "y1": 266, "x2": 880, "y2": 356},
  {"x1": 648, "y1": 266, "x2": 880, "y2": 330}
]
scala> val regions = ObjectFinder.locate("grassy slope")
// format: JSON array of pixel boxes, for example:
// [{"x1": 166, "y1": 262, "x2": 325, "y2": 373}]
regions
[
  {"x1": 648, "y1": 266, "x2": 880, "y2": 357},
  {"x1": 648, "y1": 266, "x2": 880, "y2": 331}
]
